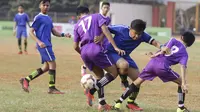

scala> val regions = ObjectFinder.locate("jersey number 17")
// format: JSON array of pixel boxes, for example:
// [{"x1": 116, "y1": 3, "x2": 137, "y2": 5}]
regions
[{"x1": 78, "y1": 16, "x2": 92, "y2": 33}]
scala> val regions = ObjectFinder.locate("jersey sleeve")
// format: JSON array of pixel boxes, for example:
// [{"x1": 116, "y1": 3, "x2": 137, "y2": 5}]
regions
[
  {"x1": 165, "y1": 38, "x2": 176, "y2": 48},
  {"x1": 108, "y1": 25, "x2": 122, "y2": 34},
  {"x1": 179, "y1": 55, "x2": 188, "y2": 67},
  {"x1": 74, "y1": 27, "x2": 80, "y2": 43},
  {"x1": 31, "y1": 16, "x2": 40, "y2": 31},
  {"x1": 98, "y1": 14, "x2": 107, "y2": 27},
  {"x1": 142, "y1": 32, "x2": 154, "y2": 44}
]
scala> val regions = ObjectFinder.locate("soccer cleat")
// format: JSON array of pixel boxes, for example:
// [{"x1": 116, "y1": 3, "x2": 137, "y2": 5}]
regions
[
  {"x1": 112, "y1": 102, "x2": 122, "y2": 110},
  {"x1": 19, "y1": 78, "x2": 29, "y2": 93},
  {"x1": 81, "y1": 65, "x2": 87, "y2": 76},
  {"x1": 18, "y1": 51, "x2": 23, "y2": 54},
  {"x1": 126, "y1": 102, "x2": 143, "y2": 111},
  {"x1": 98, "y1": 104, "x2": 112, "y2": 111},
  {"x1": 48, "y1": 87, "x2": 65, "y2": 94},
  {"x1": 177, "y1": 107, "x2": 190, "y2": 112},
  {"x1": 85, "y1": 90, "x2": 94, "y2": 106},
  {"x1": 24, "y1": 51, "x2": 28, "y2": 55}
]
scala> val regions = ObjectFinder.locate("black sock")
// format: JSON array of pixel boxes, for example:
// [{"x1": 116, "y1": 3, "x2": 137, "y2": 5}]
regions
[
  {"x1": 25, "y1": 68, "x2": 44, "y2": 82},
  {"x1": 118, "y1": 83, "x2": 139, "y2": 103},
  {"x1": 128, "y1": 87, "x2": 140, "y2": 103},
  {"x1": 24, "y1": 40, "x2": 27, "y2": 51},
  {"x1": 18, "y1": 38, "x2": 22, "y2": 51},
  {"x1": 97, "y1": 79, "x2": 106, "y2": 105},
  {"x1": 96, "y1": 73, "x2": 115, "y2": 88},
  {"x1": 89, "y1": 73, "x2": 115, "y2": 95},
  {"x1": 49, "y1": 69, "x2": 56, "y2": 89},
  {"x1": 120, "y1": 74, "x2": 129, "y2": 88},
  {"x1": 178, "y1": 86, "x2": 185, "y2": 109}
]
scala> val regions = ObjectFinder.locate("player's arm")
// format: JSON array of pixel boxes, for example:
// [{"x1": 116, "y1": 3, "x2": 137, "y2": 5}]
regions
[
  {"x1": 101, "y1": 24, "x2": 125, "y2": 55},
  {"x1": 51, "y1": 28, "x2": 71, "y2": 38},
  {"x1": 180, "y1": 65, "x2": 188, "y2": 93},
  {"x1": 74, "y1": 42, "x2": 81, "y2": 54},
  {"x1": 27, "y1": 21, "x2": 31, "y2": 28},
  {"x1": 29, "y1": 28, "x2": 46, "y2": 48}
]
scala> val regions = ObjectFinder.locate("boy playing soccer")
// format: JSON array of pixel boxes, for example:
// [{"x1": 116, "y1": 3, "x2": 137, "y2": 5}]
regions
[
  {"x1": 19, "y1": 0, "x2": 71, "y2": 94},
  {"x1": 74, "y1": 6, "x2": 125, "y2": 111},
  {"x1": 94, "y1": 19, "x2": 163, "y2": 110},
  {"x1": 113, "y1": 31, "x2": 195, "y2": 112},
  {"x1": 14, "y1": 5, "x2": 30, "y2": 54}
]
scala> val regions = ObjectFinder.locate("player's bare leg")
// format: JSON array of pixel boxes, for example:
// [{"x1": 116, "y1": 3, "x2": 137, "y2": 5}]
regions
[
  {"x1": 20, "y1": 62, "x2": 49, "y2": 93},
  {"x1": 173, "y1": 78, "x2": 190, "y2": 112},
  {"x1": 116, "y1": 58, "x2": 129, "y2": 89},
  {"x1": 47, "y1": 61, "x2": 64, "y2": 94},
  {"x1": 24, "y1": 38, "x2": 28, "y2": 54}
]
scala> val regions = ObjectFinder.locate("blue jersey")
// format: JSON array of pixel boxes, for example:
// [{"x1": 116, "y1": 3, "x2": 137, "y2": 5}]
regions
[
  {"x1": 32, "y1": 13, "x2": 53, "y2": 47},
  {"x1": 107, "y1": 25, "x2": 154, "y2": 55},
  {"x1": 14, "y1": 13, "x2": 29, "y2": 27}
]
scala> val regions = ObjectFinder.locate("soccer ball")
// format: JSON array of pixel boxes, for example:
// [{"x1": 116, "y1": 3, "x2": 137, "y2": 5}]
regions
[{"x1": 81, "y1": 74, "x2": 96, "y2": 89}]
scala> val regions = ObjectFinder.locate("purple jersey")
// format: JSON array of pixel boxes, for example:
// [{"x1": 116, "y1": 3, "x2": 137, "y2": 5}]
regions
[
  {"x1": 156, "y1": 38, "x2": 188, "y2": 67},
  {"x1": 14, "y1": 13, "x2": 29, "y2": 27},
  {"x1": 139, "y1": 38, "x2": 188, "y2": 82},
  {"x1": 74, "y1": 13, "x2": 109, "y2": 47}
]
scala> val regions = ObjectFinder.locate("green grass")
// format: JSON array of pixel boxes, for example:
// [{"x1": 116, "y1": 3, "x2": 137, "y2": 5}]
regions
[{"x1": 0, "y1": 35, "x2": 200, "y2": 112}]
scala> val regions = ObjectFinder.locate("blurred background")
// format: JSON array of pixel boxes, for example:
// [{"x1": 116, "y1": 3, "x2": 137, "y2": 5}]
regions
[{"x1": 0, "y1": 0, "x2": 200, "y2": 36}]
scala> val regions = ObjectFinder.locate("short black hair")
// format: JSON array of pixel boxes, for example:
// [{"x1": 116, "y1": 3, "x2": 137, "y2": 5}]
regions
[
  {"x1": 101, "y1": 2, "x2": 110, "y2": 7},
  {"x1": 18, "y1": 4, "x2": 24, "y2": 8},
  {"x1": 76, "y1": 6, "x2": 89, "y2": 16},
  {"x1": 40, "y1": 0, "x2": 51, "y2": 4},
  {"x1": 130, "y1": 19, "x2": 146, "y2": 33},
  {"x1": 182, "y1": 31, "x2": 195, "y2": 47}
]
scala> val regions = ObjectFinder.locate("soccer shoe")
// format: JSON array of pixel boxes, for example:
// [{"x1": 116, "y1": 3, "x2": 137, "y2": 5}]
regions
[
  {"x1": 18, "y1": 51, "x2": 23, "y2": 54},
  {"x1": 19, "y1": 78, "x2": 29, "y2": 93},
  {"x1": 177, "y1": 107, "x2": 190, "y2": 112},
  {"x1": 81, "y1": 65, "x2": 87, "y2": 76},
  {"x1": 48, "y1": 87, "x2": 65, "y2": 94},
  {"x1": 112, "y1": 102, "x2": 122, "y2": 111},
  {"x1": 126, "y1": 102, "x2": 143, "y2": 111},
  {"x1": 98, "y1": 104, "x2": 112, "y2": 111},
  {"x1": 24, "y1": 51, "x2": 28, "y2": 55},
  {"x1": 85, "y1": 90, "x2": 94, "y2": 106}
]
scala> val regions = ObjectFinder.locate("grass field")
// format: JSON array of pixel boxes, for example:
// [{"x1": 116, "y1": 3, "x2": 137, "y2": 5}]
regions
[{"x1": 0, "y1": 35, "x2": 200, "y2": 112}]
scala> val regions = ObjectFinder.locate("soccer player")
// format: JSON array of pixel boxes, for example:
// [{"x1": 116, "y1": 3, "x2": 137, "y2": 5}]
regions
[
  {"x1": 94, "y1": 19, "x2": 163, "y2": 110},
  {"x1": 74, "y1": 6, "x2": 125, "y2": 111},
  {"x1": 113, "y1": 31, "x2": 195, "y2": 112},
  {"x1": 13, "y1": 4, "x2": 30, "y2": 54},
  {"x1": 19, "y1": 0, "x2": 71, "y2": 94}
]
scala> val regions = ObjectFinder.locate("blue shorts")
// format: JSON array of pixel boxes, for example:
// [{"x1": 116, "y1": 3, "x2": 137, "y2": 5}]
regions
[
  {"x1": 37, "y1": 47, "x2": 55, "y2": 64},
  {"x1": 107, "y1": 51, "x2": 138, "y2": 69},
  {"x1": 16, "y1": 26, "x2": 27, "y2": 38}
]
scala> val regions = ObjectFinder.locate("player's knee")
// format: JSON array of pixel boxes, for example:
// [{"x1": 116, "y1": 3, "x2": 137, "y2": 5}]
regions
[{"x1": 118, "y1": 61, "x2": 129, "y2": 74}]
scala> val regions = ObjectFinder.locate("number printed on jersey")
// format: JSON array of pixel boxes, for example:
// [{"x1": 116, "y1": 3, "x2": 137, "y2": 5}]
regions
[
  {"x1": 165, "y1": 46, "x2": 179, "y2": 56},
  {"x1": 78, "y1": 16, "x2": 92, "y2": 33}
]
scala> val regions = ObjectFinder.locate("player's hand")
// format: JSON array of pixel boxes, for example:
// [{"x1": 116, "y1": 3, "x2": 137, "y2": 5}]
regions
[
  {"x1": 13, "y1": 30, "x2": 16, "y2": 36},
  {"x1": 145, "y1": 52, "x2": 155, "y2": 58},
  {"x1": 161, "y1": 46, "x2": 171, "y2": 55},
  {"x1": 181, "y1": 84, "x2": 188, "y2": 93},
  {"x1": 94, "y1": 36, "x2": 103, "y2": 43},
  {"x1": 38, "y1": 41, "x2": 46, "y2": 48},
  {"x1": 114, "y1": 47, "x2": 126, "y2": 56},
  {"x1": 65, "y1": 33, "x2": 71, "y2": 38}
]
